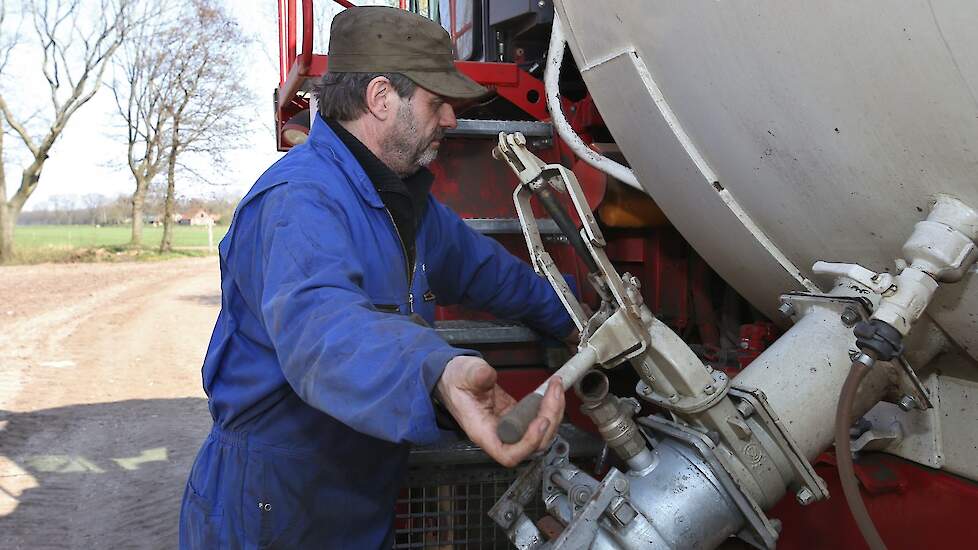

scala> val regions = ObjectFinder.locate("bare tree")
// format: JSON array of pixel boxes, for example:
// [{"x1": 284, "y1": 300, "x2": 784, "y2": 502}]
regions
[
  {"x1": 0, "y1": 0, "x2": 137, "y2": 262},
  {"x1": 158, "y1": 0, "x2": 251, "y2": 253},
  {"x1": 110, "y1": 0, "x2": 173, "y2": 246},
  {"x1": 82, "y1": 192, "x2": 105, "y2": 224}
]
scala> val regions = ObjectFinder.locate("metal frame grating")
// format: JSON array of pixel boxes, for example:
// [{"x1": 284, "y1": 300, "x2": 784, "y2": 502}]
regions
[{"x1": 393, "y1": 464, "x2": 543, "y2": 549}]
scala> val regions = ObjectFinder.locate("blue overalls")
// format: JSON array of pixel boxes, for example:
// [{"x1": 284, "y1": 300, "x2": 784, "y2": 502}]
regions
[{"x1": 178, "y1": 114, "x2": 573, "y2": 549}]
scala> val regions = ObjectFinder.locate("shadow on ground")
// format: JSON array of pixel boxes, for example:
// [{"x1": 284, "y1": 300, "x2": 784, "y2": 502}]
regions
[
  {"x1": 0, "y1": 398, "x2": 211, "y2": 550},
  {"x1": 176, "y1": 293, "x2": 222, "y2": 306}
]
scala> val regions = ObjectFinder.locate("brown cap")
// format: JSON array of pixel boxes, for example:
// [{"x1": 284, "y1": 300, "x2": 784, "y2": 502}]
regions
[{"x1": 327, "y1": 6, "x2": 489, "y2": 99}]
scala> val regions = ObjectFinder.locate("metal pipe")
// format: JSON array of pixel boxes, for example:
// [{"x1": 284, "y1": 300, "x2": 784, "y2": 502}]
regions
[
  {"x1": 733, "y1": 300, "x2": 892, "y2": 461},
  {"x1": 574, "y1": 371, "x2": 654, "y2": 470},
  {"x1": 497, "y1": 346, "x2": 598, "y2": 443},
  {"x1": 277, "y1": 0, "x2": 287, "y2": 86},
  {"x1": 534, "y1": 184, "x2": 600, "y2": 274},
  {"x1": 545, "y1": 16, "x2": 642, "y2": 191},
  {"x1": 286, "y1": 0, "x2": 297, "y2": 78},
  {"x1": 299, "y1": 0, "x2": 314, "y2": 74}
]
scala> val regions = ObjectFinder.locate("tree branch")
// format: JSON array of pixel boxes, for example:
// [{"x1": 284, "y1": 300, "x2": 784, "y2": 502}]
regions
[{"x1": 0, "y1": 93, "x2": 39, "y2": 156}]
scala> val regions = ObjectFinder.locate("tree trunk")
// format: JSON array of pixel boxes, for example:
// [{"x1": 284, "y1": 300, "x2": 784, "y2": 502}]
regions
[
  {"x1": 160, "y1": 119, "x2": 180, "y2": 253},
  {"x1": 159, "y1": 169, "x2": 176, "y2": 253},
  {"x1": 130, "y1": 178, "x2": 148, "y2": 246},
  {"x1": 0, "y1": 203, "x2": 16, "y2": 263}
]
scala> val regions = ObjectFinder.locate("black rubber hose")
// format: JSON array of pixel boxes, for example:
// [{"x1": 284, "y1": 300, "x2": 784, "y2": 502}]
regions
[
  {"x1": 835, "y1": 355, "x2": 888, "y2": 550},
  {"x1": 534, "y1": 184, "x2": 600, "y2": 275}
]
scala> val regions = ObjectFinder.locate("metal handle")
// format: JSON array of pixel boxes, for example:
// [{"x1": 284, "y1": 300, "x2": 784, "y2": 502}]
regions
[
  {"x1": 496, "y1": 347, "x2": 599, "y2": 443},
  {"x1": 497, "y1": 393, "x2": 546, "y2": 444}
]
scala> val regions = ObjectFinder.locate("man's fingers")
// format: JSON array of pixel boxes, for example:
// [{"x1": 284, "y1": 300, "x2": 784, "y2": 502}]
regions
[
  {"x1": 493, "y1": 386, "x2": 518, "y2": 414},
  {"x1": 482, "y1": 376, "x2": 565, "y2": 466},
  {"x1": 465, "y1": 360, "x2": 497, "y2": 392}
]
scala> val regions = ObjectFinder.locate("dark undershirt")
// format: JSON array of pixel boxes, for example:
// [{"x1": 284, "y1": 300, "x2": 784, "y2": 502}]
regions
[{"x1": 326, "y1": 119, "x2": 433, "y2": 274}]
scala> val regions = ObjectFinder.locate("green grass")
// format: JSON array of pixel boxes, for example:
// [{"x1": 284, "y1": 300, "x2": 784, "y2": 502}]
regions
[
  {"x1": 16, "y1": 224, "x2": 228, "y2": 249},
  {"x1": 9, "y1": 224, "x2": 229, "y2": 265}
]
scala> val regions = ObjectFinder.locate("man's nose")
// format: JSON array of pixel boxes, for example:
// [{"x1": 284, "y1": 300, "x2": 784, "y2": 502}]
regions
[{"x1": 439, "y1": 103, "x2": 457, "y2": 129}]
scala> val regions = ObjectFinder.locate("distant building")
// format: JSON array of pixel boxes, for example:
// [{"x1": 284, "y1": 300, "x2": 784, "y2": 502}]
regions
[
  {"x1": 180, "y1": 210, "x2": 221, "y2": 226},
  {"x1": 145, "y1": 213, "x2": 184, "y2": 226}
]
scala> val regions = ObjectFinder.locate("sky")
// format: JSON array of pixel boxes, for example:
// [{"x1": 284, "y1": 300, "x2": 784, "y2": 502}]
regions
[{"x1": 0, "y1": 1, "x2": 358, "y2": 211}]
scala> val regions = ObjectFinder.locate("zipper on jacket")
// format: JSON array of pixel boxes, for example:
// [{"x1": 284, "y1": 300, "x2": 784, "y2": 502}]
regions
[{"x1": 384, "y1": 208, "x2": 416, "y2": 313}]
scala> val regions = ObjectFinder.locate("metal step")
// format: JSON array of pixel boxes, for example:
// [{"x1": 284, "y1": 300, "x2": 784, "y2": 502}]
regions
[
  {"x1": 446, "y1": 119, "x2": 553, "y2": 138},
  {"x1": 434, "y1": 319, "x2": 540, "y2": 345},
  {"x1": 464, "y1": 217, "x2": 560, "y2": 235}
]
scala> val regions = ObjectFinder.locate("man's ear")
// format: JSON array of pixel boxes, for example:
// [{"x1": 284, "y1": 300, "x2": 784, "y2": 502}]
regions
[{"x1": 364, "y1": 76, "x2": 394, "y2": 121}]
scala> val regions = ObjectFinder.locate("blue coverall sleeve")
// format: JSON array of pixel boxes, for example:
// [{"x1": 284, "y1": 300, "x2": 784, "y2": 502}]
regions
[
  {"x1": 424, "y1": 199, "x2": 575, "y2": 339},
  {"x1": 255, "y1": 183, "x2": 475, "y2": 446}
]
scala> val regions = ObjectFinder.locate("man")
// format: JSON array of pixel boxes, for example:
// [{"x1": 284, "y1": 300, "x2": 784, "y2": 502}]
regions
[{"x1": 179, "y1": 6, "x2": 573, "y2": 549}]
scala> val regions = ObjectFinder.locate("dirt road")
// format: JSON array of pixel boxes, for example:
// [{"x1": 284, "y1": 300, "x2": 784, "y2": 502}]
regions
[{"x1": 0, "y1": 258, "x2": 220, "y2": 549}]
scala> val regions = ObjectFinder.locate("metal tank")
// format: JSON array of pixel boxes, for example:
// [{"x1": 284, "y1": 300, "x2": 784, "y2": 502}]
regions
[
  {"x1": 488, "y1": 3, "x2": 978, "y2": 547},
  {"x1": 552, "y1": 0, "x2": 978, "y2": 361}
]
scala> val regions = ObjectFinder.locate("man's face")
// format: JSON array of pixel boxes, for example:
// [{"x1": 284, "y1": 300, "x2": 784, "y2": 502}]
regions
[{"x1": 380, "y1": 86, "x2": 457, "y2": 177}]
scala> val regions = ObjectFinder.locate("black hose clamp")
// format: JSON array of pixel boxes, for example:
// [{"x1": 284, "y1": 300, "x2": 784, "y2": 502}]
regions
[{"x1": 853, "y1": 319, "x2": 904, "y2": 362}]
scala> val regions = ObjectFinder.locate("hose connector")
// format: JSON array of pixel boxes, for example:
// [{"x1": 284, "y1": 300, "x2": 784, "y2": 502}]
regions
[
  {"x1": 853, "y1": 319, "x2": 903, "y2": 362},
  {"x1": 575, "y1": 371, "x2": 651, "y2": 468}
]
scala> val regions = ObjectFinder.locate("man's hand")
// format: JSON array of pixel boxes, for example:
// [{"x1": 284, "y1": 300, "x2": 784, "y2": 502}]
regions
[{"x1": 435, "y1": 356, "x2": 564, "y2": 467}]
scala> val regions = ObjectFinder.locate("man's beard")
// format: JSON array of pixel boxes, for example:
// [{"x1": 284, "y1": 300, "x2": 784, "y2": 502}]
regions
[{"x1": 381, "y1": 101, "x2": 443, "y2": 177}]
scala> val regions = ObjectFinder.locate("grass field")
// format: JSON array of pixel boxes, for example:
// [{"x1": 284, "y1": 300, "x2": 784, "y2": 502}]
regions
[
  {"x1": 9, "y1": 224, "x2": 230, "y2": 264},
  {"x1": 15, "y1": 224, "x2": 229, "y2": 249}
]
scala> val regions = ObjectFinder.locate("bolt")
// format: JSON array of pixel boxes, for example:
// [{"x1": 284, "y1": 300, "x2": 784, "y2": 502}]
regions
[
  {"x1": 796, "y1": 487, "x2": 815, "y2": 506},
  {"x1": 571, "y1": 486, "x2": 591, "y2": 506},
  {"x1": 668, "y1": 393, "x2": 680, "y2": 403},
  {"x1": 513, "y1": 133, "x2": 526, "y2": 147},
  {"x1": 537, "y1": 0, "x2": 546, "y2": 7},
  {"x1": 610, "y1": 500, "x2": 638, "y2": 526},
  {"x1": 612, "y1": 478, "x2": 628, "y2": 493},
  {"x1": 705, "y1": 364, "x2": 714, "y2": 373},
  {"x1": 841, "y1": 306, "x2": 860, "y2": 327},
  {"x1": 778, "y1": 302, "x2": 795, "y2": 317},
  {"x1": 704, "y1": 384, "x2": 716, "y2": 395},
  {"x1": 503, "y1": 510, "x2": 514, "y2": 522},
  {"x1": 736, "y1": 400, "x2": 755, "y2": 418},
  {"x1": 898, "y1": 394, "x2": 918, "y2": 412}
]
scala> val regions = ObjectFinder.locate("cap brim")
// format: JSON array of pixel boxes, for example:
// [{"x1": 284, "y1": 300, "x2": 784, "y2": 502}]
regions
[{"x1": 405, "y1": 69, "x2": 490, "y2": 100}]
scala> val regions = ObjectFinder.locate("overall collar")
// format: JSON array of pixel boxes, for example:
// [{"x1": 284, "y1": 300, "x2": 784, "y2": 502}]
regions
[{"x1": 307, "y1": 113, "x2": 434, "y2": 207}]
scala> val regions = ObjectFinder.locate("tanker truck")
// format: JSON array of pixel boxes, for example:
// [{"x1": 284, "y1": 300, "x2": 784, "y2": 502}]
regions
[{"x1": 275, "y1": 2, "x2": 978, "y2": 548}]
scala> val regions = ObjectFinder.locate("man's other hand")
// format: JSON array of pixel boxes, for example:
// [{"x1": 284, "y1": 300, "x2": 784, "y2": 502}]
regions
[{"x1": 435, "y1": 356, "x2": 564, "y2": 468}]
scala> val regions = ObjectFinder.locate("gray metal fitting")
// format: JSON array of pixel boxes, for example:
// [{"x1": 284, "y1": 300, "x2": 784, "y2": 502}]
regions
[
  {"x1": 735, "y1": 400, "x2": 755, "y2": 418},
  {"x1": 778, "y1": 301, "x2": 795, "y2": 317},
  {"x1": 898, "y1": 394, "x2": 918, "y2": 412},
  {"x1": 610, "y1": 500, "x2": 638, "y2": 526},
  {"x1": 703, "y1": 384, "x2": 716, "y2": 395},
  {"x1": 612, "y1": 478, "x2": 628, "y2": 493},
  {"x1": 796, "y1": 487, "x2": 815, "y2": 506},
  {"x1": 841, "y1": 306, "x2": 860, "y2": 327},
  {"x1": 571, "y1": 485, "x2": 592, "y2": 506},
  {"x1": 853, "y1": 352, "x2": 876, "y2": 369}
]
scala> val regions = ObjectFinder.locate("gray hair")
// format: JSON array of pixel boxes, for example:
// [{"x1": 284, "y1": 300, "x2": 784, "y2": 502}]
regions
[{"x1": 314, "y1": 72, "x2": 418, "y2": 121}]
